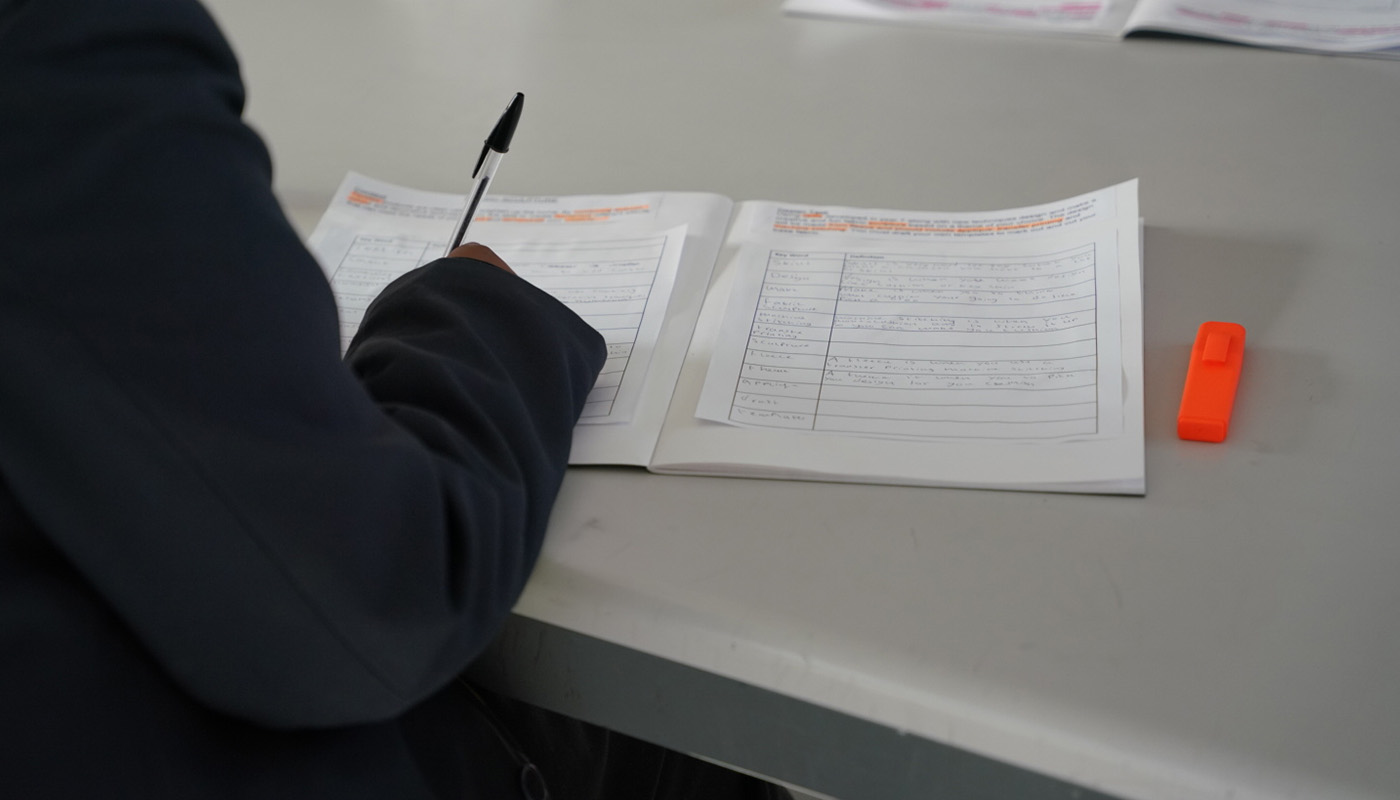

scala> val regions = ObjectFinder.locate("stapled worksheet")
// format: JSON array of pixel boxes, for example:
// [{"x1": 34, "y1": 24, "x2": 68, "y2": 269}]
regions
[
  {"x1": 308, "y1": 174, "x2": 731, "y2": 465},
  {"x1": 651, "y1": 181, "x2": 1144, "y2": 494},
  {"x1": 782, "y1": 0, "x2": 1400, "y2": 57},
  {"x1": 309, "y1": 174, "x2": 1145, "y2": 493}
]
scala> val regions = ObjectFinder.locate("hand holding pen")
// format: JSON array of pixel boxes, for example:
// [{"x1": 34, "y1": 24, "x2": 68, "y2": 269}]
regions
[
  {"x1": 447, "y1": 242, "x2": 513, "y2": 274},
  {"x1": 444, "y1": 92, "x2": 524, "y2": 259}
]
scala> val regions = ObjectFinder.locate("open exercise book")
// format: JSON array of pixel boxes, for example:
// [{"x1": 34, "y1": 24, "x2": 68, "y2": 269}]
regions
[
  {"x1": 308, "y1": 174, "x2": 1145, "y2": 495},
  {"x1": 782, "y1": 0, "x2": 1400, "y2": 59}
]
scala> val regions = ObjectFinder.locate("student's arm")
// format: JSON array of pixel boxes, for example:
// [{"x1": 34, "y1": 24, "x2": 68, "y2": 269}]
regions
[{"x1": 0, "y1": 0, "x2": 604, "y2": 728}]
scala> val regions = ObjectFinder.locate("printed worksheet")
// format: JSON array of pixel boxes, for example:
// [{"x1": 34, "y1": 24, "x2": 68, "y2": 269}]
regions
[
  {"x1": 783, "y1": 0, "x2": 1137, "y2": 35},
  {"x1": 308, "y1": 174, "x2": 684, "y2": 426},
  {"x1": 308, "y1": 173, "x2": 1144, "y2": 492},
  {"x1": 695, "y1": 191, "x2": 1126, "y2": 445},
  {"x1": 784, "y1": 0, "x2": 1400, "y2": 55},
  {"x1": 643, "y1": 180, "x2": 1144, "y2": 494},
  {"x1": 1124, "y1": 0, "x2": 1400, "y2": 53}
]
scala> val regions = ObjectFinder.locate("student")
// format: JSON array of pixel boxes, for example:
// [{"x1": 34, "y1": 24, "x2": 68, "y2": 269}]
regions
[{"x1": 0, "y1": 0, "x2": 788, "y2": 797}]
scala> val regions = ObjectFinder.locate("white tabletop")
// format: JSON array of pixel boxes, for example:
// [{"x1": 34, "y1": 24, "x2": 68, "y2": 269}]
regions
[{"x1": 203, "y1": 2, "x2": 1400, "y2": 799}]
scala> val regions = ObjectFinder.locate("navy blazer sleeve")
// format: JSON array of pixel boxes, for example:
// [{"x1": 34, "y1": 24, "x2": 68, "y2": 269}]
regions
[{"x1": 0, "y1": 0, "x2": 605, "y2": 728}]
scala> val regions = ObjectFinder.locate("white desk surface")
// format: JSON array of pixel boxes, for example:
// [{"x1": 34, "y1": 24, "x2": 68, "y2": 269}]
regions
[{"x1": 202, "y1": 2, "x2": 1400, "y2": 799}]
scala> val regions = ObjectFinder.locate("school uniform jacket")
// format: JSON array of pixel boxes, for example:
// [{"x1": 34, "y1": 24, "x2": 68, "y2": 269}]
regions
[{"x1": 0, "y1": 0, "x2": 605, "y2": 795}]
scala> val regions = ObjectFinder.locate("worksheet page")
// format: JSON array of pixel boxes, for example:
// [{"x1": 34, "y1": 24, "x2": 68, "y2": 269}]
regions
[
  {"x1": 307, "y1": 173, "x2": 734, "y2": 464},
  {"x1": 656, "y1": 181, "x2": 1145, "y2": 493},
  {"x1": 696, "y1": 194, "x2": 1124, "y2": 442},
  {"x1": 308, "y1": 174, "x2": 687, "y2": 425},
  {"x1": 324, "y1": 229, "x2": 686, "y2": 423},
  {"x1": 785, "y1": 0, "x2": 1400, "y2": 54},
  {"x1": 782, "y1": 0, "x2": 1135, "y2": 35},
  {"x1": 1127, "y1": 0, "x2": 1400, "y2": 53}
]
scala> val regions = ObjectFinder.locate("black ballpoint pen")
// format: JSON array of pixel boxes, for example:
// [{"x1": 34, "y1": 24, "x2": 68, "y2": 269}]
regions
[{"x1": 445, "y1": 92, "x2": 524, "y2": 256}]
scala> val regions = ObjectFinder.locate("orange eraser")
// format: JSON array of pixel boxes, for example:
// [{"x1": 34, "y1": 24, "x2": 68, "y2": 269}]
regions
[{"x1": 1177, "y1": 321, "x2": 1246, "y2": 442}]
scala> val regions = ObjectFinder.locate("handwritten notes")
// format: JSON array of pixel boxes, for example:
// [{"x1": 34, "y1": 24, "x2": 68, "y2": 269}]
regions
[
  {"x1": 724, "y1": 246, "x2": 1101, "y2": 439},
  {"x1": 696, "y1": 191, "x2": 1129, "y2": 446}
]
